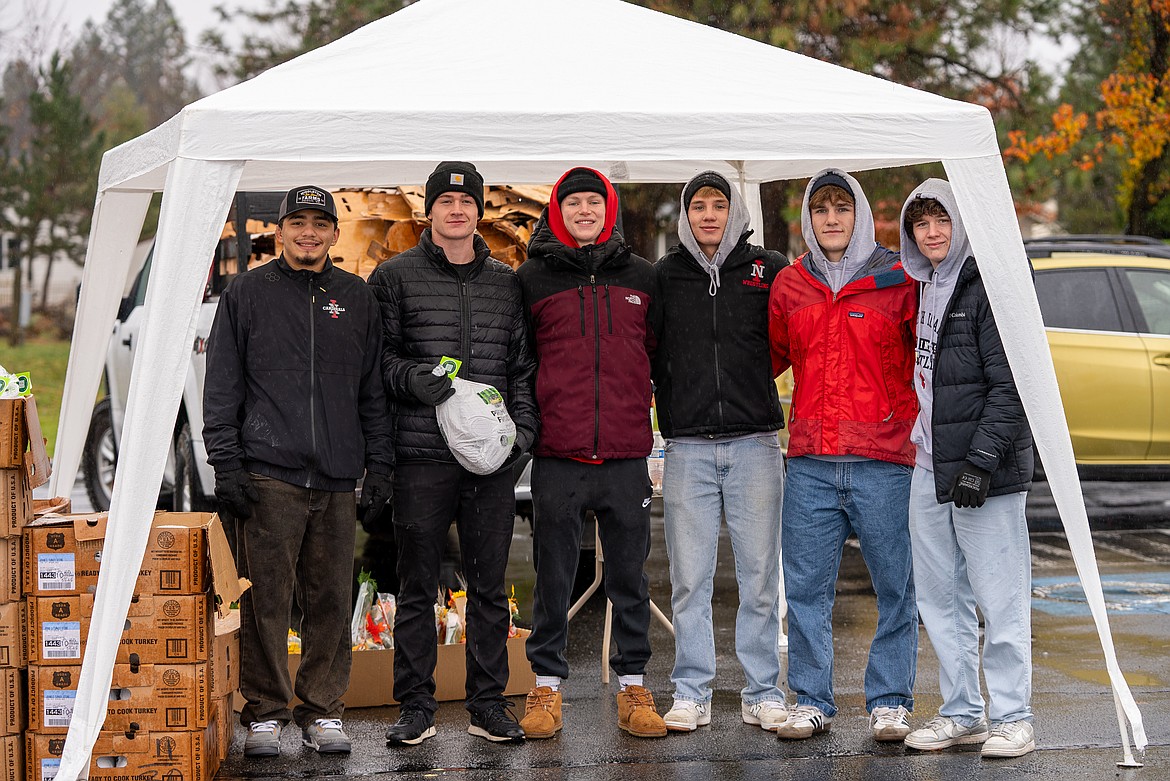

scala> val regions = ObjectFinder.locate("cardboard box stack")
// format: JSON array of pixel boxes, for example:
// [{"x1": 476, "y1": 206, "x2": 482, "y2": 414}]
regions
[
  {"x1": 23, "y1": 510, "x2": 244, "y2": 781},
  {"x1": 1, "y1": 396, "x2": 53, "y2": 781}
]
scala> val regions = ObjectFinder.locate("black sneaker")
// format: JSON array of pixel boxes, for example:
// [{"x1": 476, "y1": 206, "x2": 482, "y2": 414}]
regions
[
  {"x1": 386, "y1": 707, "x2": 436, "y2": 746},
  {"x1": 468, "y1": 702, "x2": 525, "y2": 743}
]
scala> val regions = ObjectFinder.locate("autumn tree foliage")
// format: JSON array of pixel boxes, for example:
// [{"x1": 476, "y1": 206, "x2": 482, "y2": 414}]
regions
[{"x1": 1007, "y1": 1, "x2": 1170, "y2": 235}]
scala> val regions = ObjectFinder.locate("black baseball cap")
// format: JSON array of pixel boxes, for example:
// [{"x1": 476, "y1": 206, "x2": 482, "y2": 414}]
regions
[{"x1": 277, "y1": 186, "x2": 338, "y2": 223}]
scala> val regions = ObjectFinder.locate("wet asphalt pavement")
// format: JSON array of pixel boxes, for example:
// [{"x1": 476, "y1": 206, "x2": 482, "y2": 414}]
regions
[{"x1": 203, "y1": 480, "x2": 1170, "y2": 781}]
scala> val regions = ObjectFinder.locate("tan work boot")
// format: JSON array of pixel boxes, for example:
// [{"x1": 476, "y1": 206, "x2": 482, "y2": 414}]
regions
[
  {"x1": 616, "y1": 685, "x2": 667, "y2": 738},
  {"x1": 519, "y1": 686, "x2": 562, "y2": 739}
]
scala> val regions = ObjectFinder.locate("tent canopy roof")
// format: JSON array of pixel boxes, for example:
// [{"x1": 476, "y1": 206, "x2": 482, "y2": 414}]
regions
[{"x1": 100, "y1": 0, "x2": 996, "y2": 193}]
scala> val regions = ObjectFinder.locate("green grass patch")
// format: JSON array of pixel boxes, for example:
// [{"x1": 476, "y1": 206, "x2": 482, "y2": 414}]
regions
[{"x1": 2, "y1": 338, "x2": 72, "y2": 455}]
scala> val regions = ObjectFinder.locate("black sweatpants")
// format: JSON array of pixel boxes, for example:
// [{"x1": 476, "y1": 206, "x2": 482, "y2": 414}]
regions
[
  {"x1": 391, "y1": 462, "x2": 515, "y2": 716},
  {"x1": 526, "y1": 457, "x2": 653, "y2": 679}
]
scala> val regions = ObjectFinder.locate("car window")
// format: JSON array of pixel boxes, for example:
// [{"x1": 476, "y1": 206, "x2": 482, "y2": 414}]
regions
[
  {"x1": 1034, "y1": 268, "x2": 1125, "y2": 332},
  {"x1": 1124, "y1": 269, "x2": 1170, "y2": 336}
]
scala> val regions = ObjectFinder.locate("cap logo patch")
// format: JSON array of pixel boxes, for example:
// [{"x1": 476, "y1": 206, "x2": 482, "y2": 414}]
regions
[
  {"x1": 295, "y1": 188, "x2": 327, "y2": 207},
  {"x1": 450, "y1": 173, "x2": 465, "y2": 185}
]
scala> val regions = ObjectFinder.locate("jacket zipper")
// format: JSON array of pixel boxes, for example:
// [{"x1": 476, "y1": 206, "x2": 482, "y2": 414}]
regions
[
  {"x1": 307, "y1": 276, "x2": 317, "y2": 486},
  {"x1": 712, "y1": 291, "x2": 724, "y2": 429},
  {"x1": 578, "y1": 285, "x2": 586, "y2": 336},
  {"x1": 460, "y1": 278, "x2": 472, "y2": 370},
  {"x1": 604, "y1": 283, "x2": 613, "y2": 333},
  {"x1": 591, "y1": 272, "x2": 601, "y2": 459}
]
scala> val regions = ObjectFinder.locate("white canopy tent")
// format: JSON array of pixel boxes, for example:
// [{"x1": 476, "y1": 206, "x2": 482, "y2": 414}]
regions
[{"x1": 48, "y1": 0, "x2": 1145, "y2": 777}]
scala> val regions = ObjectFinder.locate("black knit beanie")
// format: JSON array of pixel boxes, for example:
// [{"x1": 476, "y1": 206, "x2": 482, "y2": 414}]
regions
[
  {"x1": 809, "y1": 171, "x2": 854, "y2": 201},
  {"x1": 425, "y1": 161, "x2": 485, "y2": 217},
  {"x1": 683, "y1": 172, "x2": 732, "y2": 210},
  {"x1": 557, "y1": 168, "x2": 608, "y2": 204}
]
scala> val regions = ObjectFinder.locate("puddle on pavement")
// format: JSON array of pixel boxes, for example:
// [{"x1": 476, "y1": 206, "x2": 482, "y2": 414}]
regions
[{"x1": 1032, "y1": 571, "x2": 1170, "y2": 617}]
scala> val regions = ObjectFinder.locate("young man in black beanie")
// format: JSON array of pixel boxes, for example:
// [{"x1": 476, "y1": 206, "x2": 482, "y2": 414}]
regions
[
  {"x1": 515, "y1": 167, "x2": 667, "y2": 740},
  {"x1": 654, "y1": 171, "x2": 790, "y2": 733},
  {"x1": 368, "y1": 161, "x2": 538, "y2": 745}
]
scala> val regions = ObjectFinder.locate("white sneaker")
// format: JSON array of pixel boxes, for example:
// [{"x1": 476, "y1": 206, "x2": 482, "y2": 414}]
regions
[
  {"x1": 663, "y1": 700, "x2": 710, "y2": 732},
  {"x1": 775, "y1": 704, "x2": 831, "y2": 739},
  {"x1": 981, "y1": 720, "x2": 1035, "y2": 758},
  {"x1": 870, "y1": 705, "x2": 912, "y2": 741},
  {"x1": 905, "y1": 715, "x2": 990, "y2": 750},
  {"x1": 742, "y1": 700, "x2": 788, "y2": 731}
]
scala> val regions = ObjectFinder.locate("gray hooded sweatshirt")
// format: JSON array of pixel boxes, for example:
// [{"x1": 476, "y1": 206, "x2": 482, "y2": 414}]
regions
[
  {"x1": 678, "y1": 170, "x2": 751, "y2": 296},
  {"x1": 899, "y1": 178, "x2": 974, "y2": 471},
  {"x1": 800, "y1": 168, "x2": 878, "y2": 294}
]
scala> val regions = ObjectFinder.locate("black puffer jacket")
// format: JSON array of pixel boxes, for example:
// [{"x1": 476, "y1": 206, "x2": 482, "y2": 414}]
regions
[
  {"x1": 928, "y1": 257, "x2": 1033, "y2": 501},
  {"x1": 203, "y1": 256, "x2": 393, "y2": 491},
  {"x1": 653, "y1": 233, "x2": 788, "y2": 438},
  {"x1": 367, "y1": 230, "x2": 538, "y2": 464}
]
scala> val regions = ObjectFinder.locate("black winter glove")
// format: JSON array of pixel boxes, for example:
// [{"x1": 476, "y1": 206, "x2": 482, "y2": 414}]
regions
[
  {"x1": 214, "y1": 467, "x2": 260, "y2": 520},
  {"x1": 951, "y1": 462, "x2": 992, "y2": 509},
  {"x1": 407, "y1": 364, "x2": 455, "y2": 406},
  {"x1": 358, "y1": 469, "x2": 395, "y2": 533},
  {"x1": 498, "y1": 428, "x2": 535, "y2": 474}
]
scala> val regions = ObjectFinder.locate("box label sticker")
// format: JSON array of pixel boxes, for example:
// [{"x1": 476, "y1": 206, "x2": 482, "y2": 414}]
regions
[
  {"x1": 40, "y1": 758, "x2": 60, "y2": 781},
  {"x1": 37, "y1": 552, "x2": 76, "y2": 591},
  {"x1": 43, "y1": 621, "x2": 81, "y2": 659},
  {"x1": 44, "y1": 688, "x2": 76, "y2": 728}
]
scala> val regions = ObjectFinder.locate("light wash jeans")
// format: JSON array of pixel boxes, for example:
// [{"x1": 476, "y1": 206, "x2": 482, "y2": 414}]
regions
[
  {"x1": 909, "y1": 466, "x2": 1033, "y2": 725},
  {"x1": 782, "y1": 457, "x2": 917, "y2": 716},
  {"x1": 663, "y1": 435, "x2": 785, "y2": 705}
]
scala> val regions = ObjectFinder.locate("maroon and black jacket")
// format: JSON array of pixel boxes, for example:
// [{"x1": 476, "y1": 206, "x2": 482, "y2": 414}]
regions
[{"x1": 517, "y1": 167, "x2": 659, "y2": 460}]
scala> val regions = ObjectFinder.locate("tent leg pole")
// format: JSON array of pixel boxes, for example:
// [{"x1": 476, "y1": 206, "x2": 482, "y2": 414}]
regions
[{"x1": 1114, "y1": 689, "x2": 1143, "y2": 767}]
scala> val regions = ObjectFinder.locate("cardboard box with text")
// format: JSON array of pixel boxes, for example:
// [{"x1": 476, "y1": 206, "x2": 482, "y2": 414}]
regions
[
  {"x1": 27, "y1": 724, "x2": 217, "y2": 781},
  {"x1": 29, "y1": 662, "x2": 212, "y2": 733},
  {"x1": 26, "y1": 592, "x2": 212, "y2": 665}
]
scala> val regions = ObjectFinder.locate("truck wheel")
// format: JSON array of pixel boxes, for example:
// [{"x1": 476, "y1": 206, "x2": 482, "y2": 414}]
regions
[
  {"x1": 173, "y1": 422, "x2": 211, "y2": 512},
  {"x1": 82, "y1": 398, "x2": 116, "y2": 511}
]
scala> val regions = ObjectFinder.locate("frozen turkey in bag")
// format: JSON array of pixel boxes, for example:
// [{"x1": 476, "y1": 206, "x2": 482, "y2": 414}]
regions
[{"x1": 435, "y1": 369, "x2": 517, "y2": 474}]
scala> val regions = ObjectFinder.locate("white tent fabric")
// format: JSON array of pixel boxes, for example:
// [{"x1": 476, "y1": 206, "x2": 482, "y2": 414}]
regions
[{"x1": 47, "y1": 0, "x2": 1145, "y2": 778}]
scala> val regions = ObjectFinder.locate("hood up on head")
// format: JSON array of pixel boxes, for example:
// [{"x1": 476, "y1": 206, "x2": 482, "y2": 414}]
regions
[
  {"x1": 678, "y1": 170, "x2": 751, "y2": 296},
  {"x1": 898, "y1": 177, "x2": 973, "y2": 284},
  {"x1": 548, "y1": 167, "x2": 619, "y2": 249},
  {"x1": 800, "y1": 168, "x2": 877, "y2": 293}
]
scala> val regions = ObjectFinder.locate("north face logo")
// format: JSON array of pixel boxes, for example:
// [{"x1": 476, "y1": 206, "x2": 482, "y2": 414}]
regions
[{"x1": 626, "y1": 294, "x2": 642, "y2": 305}]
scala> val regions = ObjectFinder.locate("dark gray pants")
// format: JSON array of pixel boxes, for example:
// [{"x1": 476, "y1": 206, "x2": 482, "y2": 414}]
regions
[
  {"x1": 526, "y1": 457, "x2": 653, "y2": 680},
  {"x1": 238, "y1": 474, "x2": 356, "y2": 728}
]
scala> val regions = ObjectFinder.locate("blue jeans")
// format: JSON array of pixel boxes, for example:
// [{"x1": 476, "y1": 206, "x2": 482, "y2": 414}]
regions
[
  {"x1": 663, "y1": 435, "x2": 785, "y2": 705},
  {"x1": 909, "y1": 466, "x2": 1032, "y2": 725},
  {"x1": 782, "y1": 457, "x2": 917, "y2": 716}
]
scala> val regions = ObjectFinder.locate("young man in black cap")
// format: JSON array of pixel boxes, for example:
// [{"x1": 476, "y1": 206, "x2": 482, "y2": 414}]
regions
[
  {"x1": 368, "y1": 161, "x2": 538, "y2": 746},
  {"x1": 204, "y1": 185, "x2": 395, "y2": 758},
  {"x1": 515, "y1": 166, "x2": 667, "y2": 740}
]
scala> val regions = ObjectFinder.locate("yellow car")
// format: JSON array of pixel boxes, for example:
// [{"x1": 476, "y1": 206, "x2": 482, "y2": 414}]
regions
[{"x1": 1028, "y1": 238, "x2": 1170, "y2": 477}]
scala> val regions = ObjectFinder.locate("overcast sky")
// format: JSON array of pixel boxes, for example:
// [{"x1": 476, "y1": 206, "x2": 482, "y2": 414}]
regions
[{"x1": 7, "y1": 0, "x2": 268, "y2": 89}]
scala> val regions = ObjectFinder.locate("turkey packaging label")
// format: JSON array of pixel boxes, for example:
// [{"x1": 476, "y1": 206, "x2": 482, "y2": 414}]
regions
[{"x1": 436, "y1": 377, "x2": 516, "y2": 475}]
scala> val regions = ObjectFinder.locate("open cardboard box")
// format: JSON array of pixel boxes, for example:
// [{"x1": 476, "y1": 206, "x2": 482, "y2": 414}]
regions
[{"x1": 233, "y1": 630, "x2": 535, "y2": 710}]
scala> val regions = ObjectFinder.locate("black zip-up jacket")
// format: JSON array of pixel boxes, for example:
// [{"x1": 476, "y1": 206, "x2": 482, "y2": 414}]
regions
[
  {"x1": 929, "y1": 257, "x2": 1033, "y2": 501},
  {"x1": 518, "y1": 215, "x2": 659, "y2": 460},
  {"x1": 203, "y1": 255, "x2": 393, "y2": 491},
  {"x1": 366, "y1": 230, "x2": 538, "y2": 464},
  {"x1": 654, "y1": 233, "x2": 788, "y2": 438}
]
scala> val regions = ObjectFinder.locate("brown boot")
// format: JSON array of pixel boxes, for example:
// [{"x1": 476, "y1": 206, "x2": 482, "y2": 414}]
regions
[
  {"x1": 617, "y1": 685, "x2": 667, "y2": 738},
  {"x1": 519, "y1": 686, "x2": 562, "y2": 739}
]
